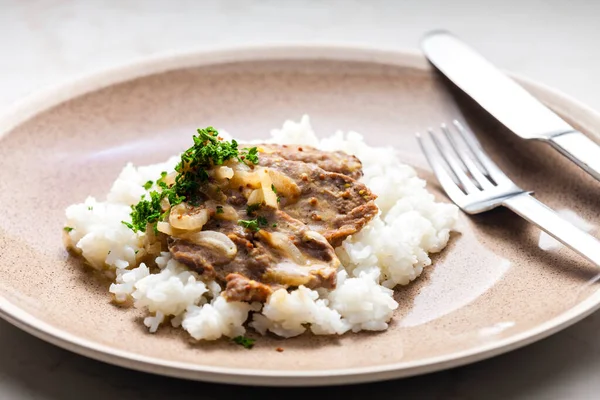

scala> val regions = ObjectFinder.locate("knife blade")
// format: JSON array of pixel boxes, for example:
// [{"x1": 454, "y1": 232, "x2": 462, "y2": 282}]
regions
[{"x1": 421, "y1": 30, "x2": 600, "y2": 182}]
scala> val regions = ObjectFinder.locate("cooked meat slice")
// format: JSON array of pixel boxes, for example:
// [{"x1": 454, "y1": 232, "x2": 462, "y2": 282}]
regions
[
  {"x1": 168, "y1": 210, "x2": 340, "y2": 302},
  {"x1": 258, "y1": 153, "x2": 378, "y2": 247},
  {"x1": 327, "y1": 201, "x2": 380, "y2": 248},
  {"x1": 167, "y1": 239, "x2": 220, "y2": 279},
  {"x1": 252, "y1": 143, "x2": 363, "y2": 179},
  {"x1": 225, "y1": 273, "x2": 274, "y2": 303},
  {"x1": 166, "y1": 142, "x2": 376, "y2": 302},
  {"x1": 168, "y1": 219, "x2": 272, "y2": 282},
  {"x1": 256, "y1": 211, "x2": 338, "y2": 290}
]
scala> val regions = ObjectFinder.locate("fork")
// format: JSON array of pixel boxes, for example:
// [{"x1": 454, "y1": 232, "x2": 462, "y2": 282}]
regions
[{"x1": 417, "y1": 120, "x2": 600, "y2": 266}]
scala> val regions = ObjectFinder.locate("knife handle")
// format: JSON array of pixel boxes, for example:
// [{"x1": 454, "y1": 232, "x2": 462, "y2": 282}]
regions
[
  {"x1": 503, "y1": 192, "x2": 600, "y2": 266},
  {"x1": 548, "y1": 131, "x2": 600, "y2": 182}
]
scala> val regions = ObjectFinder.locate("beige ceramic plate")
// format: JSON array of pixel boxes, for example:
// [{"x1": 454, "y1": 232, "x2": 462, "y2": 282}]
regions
[{"x1": 1, "y1": 45, "x2": 600, "y2": 386}]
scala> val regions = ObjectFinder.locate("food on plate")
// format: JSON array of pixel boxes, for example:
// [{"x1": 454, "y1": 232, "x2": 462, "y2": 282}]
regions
[
  {"x1": 165, "y1": 139, "x2": 378, "y2": 303},
  {"x1": 63, "y1": 116, "x2": 458, "y2": 342}
]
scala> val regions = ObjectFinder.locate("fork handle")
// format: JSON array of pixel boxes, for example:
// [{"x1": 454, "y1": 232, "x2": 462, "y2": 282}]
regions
[
  {"x1": 502, "y1": 193, "x2": 600, "y2": 266},
  {"x1": 549, "y1": 131, "x2": 600, "y2": 182}
]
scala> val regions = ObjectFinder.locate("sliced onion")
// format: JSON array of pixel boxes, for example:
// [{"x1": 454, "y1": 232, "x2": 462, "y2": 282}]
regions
[
  {"x1": 146, "y1": 241, "x2": 162, "y2": 255},
  {"x1": 216, "y1": 206, "x2": 239, "y2": 221},
  {"x1": 145, "y1": 224, "x2": 157, "y2": 241},
  {"x1": 259, "y1": 231, "x2": 305, "y2": 265},
  {"x1": 183, "y1": 231, "x2": 237, "y2": 258},
  {"x1": 247, "y1": 188, "x2": 264, "y2": 205},
  {"x1": 268, "y1": 169, "x2": 300, "y2": 199},
  {"x1": 160, "y1": 197, "x2": 170, "y2": 211},
  {"x1": 259, "y1": 168, "x2": 278, "y2": 208},
  {"x1": 157, "y1": 221, "x2": 174, "y2": 235},
  {"x1": 204, "y1": 201, "x2": 239, "y2": 221},
  {"x1": 263, "y1": 262, "x2": 312, "y2": 287},
  {"x1": 142, "y1": 225, "x2": 162, "y2": 255},
  {"x1": 230, "y1": 160, "x2": 251, "y2": 172},
  {"x1": 213, "y1": 166, "x2": 234, "y2": 180},
  {"x1": 303, "y1": 230, "x2": 328, "y2": 244},
  {"x1": 230, "y1": 169, "x2": 261, "y2": 189},
  {"x1": 169, "y1": 204, "x2": 209, "y2": 231}
]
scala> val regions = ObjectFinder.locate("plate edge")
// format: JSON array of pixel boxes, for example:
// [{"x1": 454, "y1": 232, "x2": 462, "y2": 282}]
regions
[{"x1": 1, "y1": 43, "x2": 600, "y2": 386}]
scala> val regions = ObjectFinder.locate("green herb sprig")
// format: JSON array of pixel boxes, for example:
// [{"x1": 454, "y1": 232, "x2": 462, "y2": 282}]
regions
[
  {"x1": 123, "y1": 127, "x2": 259, "y2": 233},
  {"x1": 232, "y1": 335, "x2": 255, "y2": 349},
  {"x1": 240, "y1": 147, "x2": 259, "y2": 164},
  {"x1": 238, "y1": 219, "x2": 260, "y2": 232},
  {"x1": 238, "y1": 216, "x2": 268, "y2": 232}
]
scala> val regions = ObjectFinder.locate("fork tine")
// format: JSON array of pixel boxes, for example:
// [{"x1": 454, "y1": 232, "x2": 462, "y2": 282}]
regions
[
  {"x1": 416, "y1": 132, "x2": 467, "y2": 204},
  {"x1": 441, "y1": 123, "x2": 495, "y2": 189},
  {"x1": 429, "y1": 128, "x2": 479, "y2": 194},
  {"x1": 422, "y1": 130, "x2": 463, "y2": 187},
  {"x1": 452, "y1": 120, "x2": 512, "y2": 185}
]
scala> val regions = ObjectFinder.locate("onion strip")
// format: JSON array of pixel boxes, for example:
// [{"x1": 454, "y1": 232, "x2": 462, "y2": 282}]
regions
[
  {"x1": 259, "y1": 231, "x2": 305, "y2": 265},
  {"x1": 247, "y1": 189, "x2": 264, "y2": 205},
  {"x1": 259, "y1": 168, "x2": 278, "y2": 208},
  {"x1": 182, "y1": 231, "x2": 237, "y2": 258},
  {"x1": 268, "y1": 169, "x2": 300, "y2": 199},
  {"x1": 169, "y1": 204, "x2": 209, "y2": 231}
]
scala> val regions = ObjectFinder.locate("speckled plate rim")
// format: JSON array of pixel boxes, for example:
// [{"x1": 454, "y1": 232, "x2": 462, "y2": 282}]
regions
[{"x1": 1, "y1": 44, "x2": 600, "y2": 386}]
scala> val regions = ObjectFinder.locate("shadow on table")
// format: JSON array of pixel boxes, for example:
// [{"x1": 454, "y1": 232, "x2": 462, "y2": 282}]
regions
[{"x1": 1, "y1": 311, "x2": 599, "y2": 400}]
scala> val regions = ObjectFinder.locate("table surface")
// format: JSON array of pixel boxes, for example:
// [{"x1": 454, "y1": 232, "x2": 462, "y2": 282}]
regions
[{"x1": 3, "y1": 0, "x2": 600, "y2": 398}]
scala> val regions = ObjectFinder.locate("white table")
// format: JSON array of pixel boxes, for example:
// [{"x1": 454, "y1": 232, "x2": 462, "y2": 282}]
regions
[{"x1": 2, "y1": 1, "x2": 599, "y2": 398}]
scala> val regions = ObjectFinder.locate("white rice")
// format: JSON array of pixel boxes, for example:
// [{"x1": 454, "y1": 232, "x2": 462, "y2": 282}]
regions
[{"x1": 64, "y1": 115, "x2": 458, "y2": 341}]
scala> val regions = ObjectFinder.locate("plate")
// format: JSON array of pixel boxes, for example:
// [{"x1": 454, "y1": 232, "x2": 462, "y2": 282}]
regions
[{"x1": 1, "y1": 45, "x2": 599, "y2": 386}]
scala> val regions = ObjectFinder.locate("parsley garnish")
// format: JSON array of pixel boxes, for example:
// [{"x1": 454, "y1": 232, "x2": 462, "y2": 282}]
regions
[
  {"x1": 176, "y1": 127, "x2": 240, "y2": 174},
  {"x1": 238, "y1": 219, "x2": 260, "y2": 232},
  {"x1": 272, "y1": 223, "x2": 277, "y2": 228},
  {"x1": 271, "y1": 184, "x2": 277, "y2": 193},
  {"x1": 124, "y1": 191, "x2": 163, "y2": 232},
  {"x1": 238, "y1": 216, "x2": 268, "y2": 232},
  {"x1": 121, "y1": 221, "x2": 134, "y2": 230},
  {"x1": 63, "y1": 226, "x2": 74, "y2": 233},
  {"x1": 157, "y1": 181, "x2": 168, "y2": 190},
  {"x1": 173, "y1": 127, "x2": 246, "y2": 205},
  {"x1": 257, "y1": 216, "x2": 268, "y2": 226},
  {"x1": 87, "y1": 206, "x2": 93, "y2": 211},
  {"x1": 246, "y1": 203, "x2": 260, "y2": 215},
  {"x1": 232, "y1": 335, "x2": 255, "y2": 349},
  {"x1": 156, "y1": 172, "x2": 168, "y2": 185},
  {"x1": 216, "y1": 206, "x2": 224, "y2": 214},
  {"x1": 122, "y1": 186, "x2": 185, "y2": 233},
  {"x1": 240, "y1": 147, "x2": 259, "y2": 164},
  {"x1": 124, "y1": 127, "x2": 257, "y2": 233}
]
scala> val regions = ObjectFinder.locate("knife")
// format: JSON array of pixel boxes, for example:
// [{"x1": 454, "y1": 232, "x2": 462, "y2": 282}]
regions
[{"x1": 421, "y1": 30, "x2": 600, "y2": 182}]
